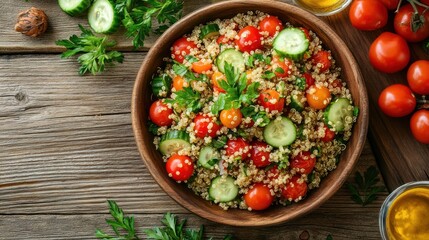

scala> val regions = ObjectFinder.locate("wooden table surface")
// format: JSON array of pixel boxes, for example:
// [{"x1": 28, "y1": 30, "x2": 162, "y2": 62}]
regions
[{"x1": 0, "y1": 0, "x2": 402, "y2": 239}]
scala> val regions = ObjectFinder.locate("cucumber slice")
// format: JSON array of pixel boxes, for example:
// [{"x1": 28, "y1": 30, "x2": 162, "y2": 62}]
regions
[
  {"x1": 324, "y1": 98, "x2": 354, "y2": 132},
  {"x1": 198, "y1": 146, "x2": 219, "y2": 169},
  {"x1": 200, "y1": 24, "x2": 220, "y2": 40},
  {"x1": 209, "y1": 176, "x2": 239, "y2": 202},
  {"x1": 58, "y1": 0, "x2": 91, "y2": 16},
  {"x1": 151, "y1": 74, "x2": 172, "y2": 98},
  {"x1": 216, "y1": 49, "x2": 245, "y2": 73},
  {"x1": 88, "y1": 0, "x2": 120, "y2": 34},
  {"x1": 290, "y1": 92, "x2": 305, "y2": 112},
  {"x1": 273, "y1": 28, "x2": 309, "y2": 61},
  {"x1": 264, "y1": 117, "x2": 297, "y2": 147},
  {"x1": 159, "y1": 130, "x2": 191, "y2": 155}
]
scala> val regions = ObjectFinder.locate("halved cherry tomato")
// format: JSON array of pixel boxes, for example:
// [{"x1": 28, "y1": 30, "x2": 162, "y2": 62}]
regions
[
  {"x1": 226, "y1": 138, "x2": 250, "y2": 160},
  {"x1": 211, "y1": 71, "x2": 226, "y2": 93},
  {"x1": 349, "y1": 0, "x2": 388, "y2": 31},
  {"x1": 236, "y1": 26, "x2": 262, "y2": 53},
  {"x1": 244, "y1": 183, "x2": 274, "y2": 210},
  {"x1": 259, "y1": 16, "x2": 283, "y2": 37},
  {"x1": 380, "y1": 0, "x2": 400, "y2": 10},
  {"x1": 410, "y1": 109, "x2": 429, "y2": 144},
  {"x1": 282, "y1": 176, "x2": 308, "y2": 201},
  {"x1": 394, "y1": 4, "x2": 429, "y2": 43},
  {"x1": 303, "y1": 73, "x2": 315, "y2": 90},
  {"x1": 369, "y1": 32, "x2": 410, "y2": 73},
  {"x1": 407, "y1": 60, "x2": 429, "y2": 95},
  {"x1": 312, "y1": 51, "x2": 332, "y2": 72},
  {"x1": 171, "y1": 37, "x2": 197, "y2": 63},
  {"x1": 321, "y1": 125, "x2": 336, "y2": 142},
  {"x1": 172, "y1": 75, "x2": 188, "y2": 91},
  {"x1": 193, "y1": 114, "x2": 221, "y2": 138},
  {"x1": 191, "y1": 61, "x2": 212, "y2": 73},
  {"x1": 149, "y1": 100, "x2": 173, "y2": 126},
  {"x1": 258, "y1": 89, "x2": 285, "y2": 112},
  {"x1": 166, "y1": 154, "x2": 194, "y2": 181},
  {"x1": 220, "y1": 108, "x2": 242, "y2": 128},
  {"x1": 378, "y1": 84, "x2": 416, "y2": 117},
  {"x1": 290, "y1": 151, "x2": 316, "y2": 175},
  {"x1": 271, "y1": 56, "x2": 290, "y2": 78},
  {"x1": 250, "y1": 141, "x2": 271, "y2": 168},
  {"x1": 306, "y1": 85, "x2": 331, "y2": 110}
]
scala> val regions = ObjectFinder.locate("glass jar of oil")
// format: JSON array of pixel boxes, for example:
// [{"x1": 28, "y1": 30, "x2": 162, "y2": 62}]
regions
[
  {"x1": 293, "y1": 0, "x2": 352, "y2": 16},
  {"x1": 380, "y1": 181, "x2": 429, "y2": 240}
]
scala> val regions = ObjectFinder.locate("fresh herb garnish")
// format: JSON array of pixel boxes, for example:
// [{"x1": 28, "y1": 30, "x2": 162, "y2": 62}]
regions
[
  {"x1": 295, "y1": 77, "x2": 306, "y2": 90},
  {"x1": 241, "y1": 105, "x2": 270, "y2": 127},
  {"x1": 56, "y1": 25, "x2": 124, "y2": 75},
  {"x1": 148, "y1": 121, "x2": 159, "y2": 135},
  {"x1": 346, "y1": 166, "x2": 385, "y2": 206},
  {"x1": 212, "y1": 135, "x2": 227, "y2": 149},
  {"x1": 165, "y1": 87, "x2": 204, "y2": 113},
  {"x1": 262, "y1": 71, "x2": 275, "y2": 79}
]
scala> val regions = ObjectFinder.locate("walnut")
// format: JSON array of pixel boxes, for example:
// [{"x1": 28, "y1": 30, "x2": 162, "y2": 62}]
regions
[{"x1": 15, "y1": 7, "x2": 48, "y2": 37}]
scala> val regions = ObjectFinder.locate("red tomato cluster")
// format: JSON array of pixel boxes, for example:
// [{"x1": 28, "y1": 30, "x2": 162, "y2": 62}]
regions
[{"x1": 349, "y1": 0, "x2": 429, "y2": 144}]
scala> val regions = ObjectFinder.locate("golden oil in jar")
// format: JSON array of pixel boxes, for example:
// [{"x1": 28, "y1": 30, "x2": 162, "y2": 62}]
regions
[
  {"x1": 386, "y1": 187, "x2": 429, "y2": 240},
  {"x1": 293, "y1": 0, "x2": 352, "y2": 16}
]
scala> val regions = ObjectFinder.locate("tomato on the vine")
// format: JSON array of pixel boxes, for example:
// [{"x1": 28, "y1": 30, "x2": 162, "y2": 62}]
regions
[
  {"x1": 410, "y1": 109, "x2": 429, "y2": 144},
  {"x1": 380, "y1": 0, "x2": 400, "y2": 10},
  {"x1": 259, "y1": 16, "x2": 283, "y2": 37},
  {"x1": 394, "y1": 4, "x2": 429, "y2": 43},
  {"x1": 250, "y1": 141, "x2": 271, "y2": 168},
  {"x1": 378, "y1": 84, "x2": 416, "y2": 117},
  {"x1": 282, "y1": 176, "x2": 308, "y2": 201},
  {"x1": 407, "y1": 60, "x2": 429, "y2": 95},
  {"x1": 258, "y1": 89, "x2": 285, "y2": 112},
  {"x1": 226, "y1": 138, "x2": 250, "y2": 160},
  {"x1": 244, "y1": 183, "x2": 274, "y2": 210},
  {"x1": 171, "y1": 37, "x2": 197, "y2": 63},
  {"x1": 149, "y1": 100, "x2": 173, "y2": 127},
  {"x1": 236, "y1": 26, "x2": 262, "y2": 53},
  {"x1": 349, "y1": 0, "x2": 388, "y2": 31},
  {"x1": 193, "y1": 114, "x2": 221, "y2": 138},
  {"x1": 290, "y1": 151, "x2": 316, "y2": 175},
  {"x1": 369, "y1": 32, "x2": 410, "y2": 73},
  {"x1": 166, "y1": 154, "x2": 194, "y2": 181}
]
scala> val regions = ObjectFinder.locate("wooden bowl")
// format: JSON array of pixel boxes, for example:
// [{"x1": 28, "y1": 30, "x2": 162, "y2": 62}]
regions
[{"x1": 132, "y1": 0, "x2": 368, "y2": 227}]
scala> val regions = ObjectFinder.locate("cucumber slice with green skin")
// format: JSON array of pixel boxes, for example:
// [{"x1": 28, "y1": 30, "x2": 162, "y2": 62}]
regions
[
  {"x1": 290, "y1": 92, "x2": 305, "y2": 112},
  {"x1": 159, "y1": 130, "x2": 191, "y2": 155},
  {"x1": 198, "y1": 146, "x2": 219, "y2": 169},
  {"x1": 273, "y1": 28, "x2": 309, "y2": 61},
  {"x1": 264, "y1": 117, "x2": 297, "y2": 147},
  {"x1": 209, "y1": 176, "x2": 239, "y2": 202},
  {"x1": 58, "y1": 0, "x2": 92, "y2": 16},
  {"x1": 324, "y1": 98, "x2": 354, "y2": 132},
  {"x1": 151, "y1": 74, "x2": 172, "y2": 98},
  {"x1": 88, "y1": 0, "x2": 120, "y2": 34},
  {"x1": 200, "y1": 24, "x2": 220, "y2": 40},
  {"x1": 216, "y1": 49, "x2": 245, "y2": 73}
]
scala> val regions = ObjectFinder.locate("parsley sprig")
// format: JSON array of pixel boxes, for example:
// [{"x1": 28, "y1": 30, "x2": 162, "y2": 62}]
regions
[
  {"x1": 165, "y1": 87, "x2": 204, "y2": 113},
  {"x1": 56, "y1": 25, "x2": 124, "y2": 75},
  {"x1": 346, "y1": 166, "x2": 385, "y2": 206}
]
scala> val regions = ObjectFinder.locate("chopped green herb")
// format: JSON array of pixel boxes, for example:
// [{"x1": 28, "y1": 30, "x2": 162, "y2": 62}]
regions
[
  {"x1": 148, "y1": 121, "x2": 159, "y2": 135},
  {"x1": 185, "y1": 55, "x2": 198, "y2": 63},
  {"x1": 165, "y1": 87, "x2": 204, "y2": 113},
  {"x1": 275, "y1": 67, "x2": 285, "y2": 74},
  {"x1": 212, "y1": 135, "x2": 227, "y2": 149},
  {"x1": 262, "y1": 71, "x2": 275, "y2": 79},
  {"x1": 295, "y1": 77, "x2": 306, "y2": 90}
]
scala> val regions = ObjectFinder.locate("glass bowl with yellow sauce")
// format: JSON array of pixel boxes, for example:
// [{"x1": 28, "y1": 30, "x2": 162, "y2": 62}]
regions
[
  {"x1": 379, "y1": 181, "x2": 429, "y2": 240},
  {"x1": 293, "y1": 0, "x2": 352, "y2": 16}
]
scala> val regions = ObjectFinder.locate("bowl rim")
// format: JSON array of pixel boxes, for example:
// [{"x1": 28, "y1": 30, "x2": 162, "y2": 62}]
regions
[{"x1": 132, "y1": 0, "x2": 369, "y2": 226}]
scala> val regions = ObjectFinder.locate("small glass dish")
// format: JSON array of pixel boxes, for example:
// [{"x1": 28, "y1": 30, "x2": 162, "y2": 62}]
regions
[
  {"x1": 379, "y1": 181, "x2": 429, "y2": 240},
  {"x1": 293, "y1": 0, "x2": 352, "y2": 16}
]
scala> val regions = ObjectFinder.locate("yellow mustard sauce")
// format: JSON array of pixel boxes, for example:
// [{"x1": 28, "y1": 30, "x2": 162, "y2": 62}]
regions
[
  {"x1": 295, "y1": 0, "x2": 346, "y2": 10},
  {"x1": 386, "y1": 187, "x2": 429, "y2": 240}
]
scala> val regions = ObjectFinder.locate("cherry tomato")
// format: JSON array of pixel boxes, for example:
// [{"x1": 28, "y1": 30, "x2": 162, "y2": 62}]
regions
[
  {"x1": 378, "y1": 84, "x2": 416, "y2": 117},
  {"x1": 300, "y1": 27, "x2": 311, "y2": 41},
  {"x1": 407, "y1": 60, "x2": 429, "y2": 95},
  {"x1": 331, "y1": 79, "x2": 343, "y2": 90},
  {"x1": 149, "y1": 100, "x2": 173, "y2": 127},
  {"x1": 394, "y1": 4, "x2": 429, "y2": 43},
  {"x1": 410, "y1": 109, "x2": 429, "y2": 144},
  {"x1": 282, "y1": 176, "x2": 308, "y2": 201},
  {"x1": 171, "y1": 37, "x2": 197, "y2": 63},
  {"x1": 166, "y1": 154, "x2": 194, "y2": 181},
  {"x1": 369, "y1": 32, "x2": 410, "y2": 73},
  {"x1": 349, "y1": 0, "x2": 388, "y2": 31},
  {"x1": 226, "y1": 138, "x2": 250, "y2": 160},
  {"x1": 290, "y1": 151, "x2": 316, "y2": 175},
  {"x1": 306, "y1": 85, "x2": 331, "y2": 110},
  {"x1": 271, "y1": 56, "x2": 290, "y2": 78},
  {"x1": 172, "y1": 75, "x2": 188, "y2": 91},
  {"x1": 259, "y1": 16, "x2": 283, "y2": 37},
  {"x1": 193, "y1": 114, "x2": 221, "y2": 138},
  {"x1": 220, "y1": 108, "x2": 242, "y2": 129},
  {"x1": 303, "y1": 73, "x2": 315, "y2": 90},
  {"x1": 244, "y1": 183, "x2": 274, "y2": 210},
  {"x1": 250, "y1": 141, "x2": 271, "y2": 168},
  {"x1": 312, "y1": 51, "x2": 332, "y2": 72},
  {"x1": 380, "y1": 0, "x2": 400, "y2": 10},
  {"x1": 236, "y1": 26, "x2": 262, "y2": 53},
  {"x1": 216, "y1": 35, "x2": 232, "y2": 45},
  {"x1": 258, "y1": 89, "x2": 285, "y2": 112},
  {"x1": 321, "y1": 125, "x2": 336, "y2": 142},
  {"x1": 266, "y1": 165, "x2": 280, "y2": 181},
  {"x1": 191, "y1": 61, "x2": 212, "y2": 73}
]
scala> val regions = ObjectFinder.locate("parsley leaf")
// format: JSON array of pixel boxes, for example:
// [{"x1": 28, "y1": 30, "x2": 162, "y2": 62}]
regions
[
  {"x1": 165, "y1": 87, "x2": 203, "y2": 113},
  {"x1": 148, "y1": 121, "x2": 159, "y2": 135},
  {"x1": 262, "y1": 71, "x2": 275, "y2": 79},
  {"x1": 346, "y1": 166, "x2": 385, "y2": 206},
  {"x1": 295, "y1": 77, "x2": 306, "y2": 90},
  {"x1": 56, "y1": 25, "x2": 124, "y2": 75},
  {"x1": 241, "y1": 105, "x2": 270, "y2": 127}
]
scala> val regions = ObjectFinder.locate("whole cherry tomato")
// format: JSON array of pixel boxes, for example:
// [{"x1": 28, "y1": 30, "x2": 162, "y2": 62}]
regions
[
  {"x1": 349, "y1": 0, "x2": 388, "y2": 31},
  {"x1": 236, "y1": 26, "x2": 262, "y2": 53},
  {"x1": 258, "y1": 89, "x2": 285, "y2": 112},
  {"x1": 259, "y1": 16, "x2": 283, "y2": 37},
  {"x1": 220, "y1": 108, "x2": 242, "y2": 129},
  {"x1": 378, "y1": 84, "x2": 416, "y2": 117},
  {"x1": 244, "y1": 183, "x2": 274, "y2": 210},
  {"x1": 369, "y1": 32, "x2": 410, "y2": 73},
  {"x1": 290, "y1": 151, "x2": 316, "y2": 175},
  {"x1": 226, "y1": 138, "x2": 251, "y2": 160},
  {"x1": 380, "y1": 0, "x2": 400, "y2": 10},
  {"x1": 410, "y1": 109, "x2": 429, "y2": 144},
  {"x1": 193, "y1": 114, "x2": 221, "y2": 138},
  {"x1": 312, "y1": 51, "x2": 332, "y2": 72},
  {"x1": 282, "y1": 176, "x2": 308, "y2": 201},
  {"x1": 271, "y1": 56, "x2": 290, "y2": 78},
  {"x1": 306, "y1": 85, "x2": 332, "y2": 110},
  {"x1": 394, "y1": 4, "x2": 429, "y2": 42},
  {"x1": 166, "y1": 154, "x2": 194, "y2": 181},
  {"x1": 149, "y1": 100, "x2": 173, "y2": 127},
  {"x1": 250, "y1": 141, "x2": 271, "y2": 168},
  {"x1": 171, "y1": 37, "x2": 197, "y2": 63},
  {"x1": 407, "y1": 60, "x2": 429, "y2": 95}
]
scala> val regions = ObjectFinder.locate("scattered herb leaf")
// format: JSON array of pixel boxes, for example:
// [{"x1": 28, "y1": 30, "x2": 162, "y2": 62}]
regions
[
  {"x1": 165, "y1": 87, "x2": 204, "y2": 113},
  {"x1": 346, "y1": 166, "x2": 385, "y2": 206},
  {"x1": 295, "y1": 77, "x2": 306, "y2": 90}
]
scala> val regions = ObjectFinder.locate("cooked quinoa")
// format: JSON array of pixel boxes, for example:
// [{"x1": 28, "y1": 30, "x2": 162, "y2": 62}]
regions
[{"x1": 148, "y1": 11, "x2": 358, "y2": 211}]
